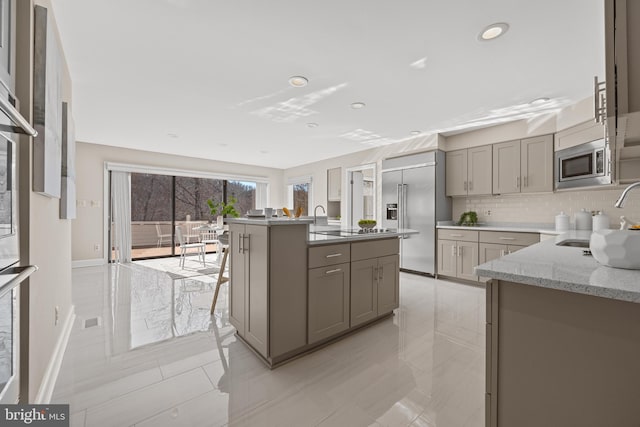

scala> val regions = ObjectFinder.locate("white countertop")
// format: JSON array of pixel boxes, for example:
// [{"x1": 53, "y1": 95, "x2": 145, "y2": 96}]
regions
[
  {"x1": 475, "y1": 235, "x2": 640, "y2": 304},
  {"x1": 437, "y1": 221, "x2": 559, "y2": 234}
]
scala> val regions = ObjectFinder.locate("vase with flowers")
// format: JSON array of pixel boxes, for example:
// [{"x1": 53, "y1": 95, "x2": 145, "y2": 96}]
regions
[{"x1": 206, "y1": 196, "x2": 241, "y2": 228}]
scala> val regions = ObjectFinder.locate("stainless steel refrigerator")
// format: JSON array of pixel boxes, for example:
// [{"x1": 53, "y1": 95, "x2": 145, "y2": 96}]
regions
[{"x1": 382, "y1": 151, "x2": 450, "y2": 275}]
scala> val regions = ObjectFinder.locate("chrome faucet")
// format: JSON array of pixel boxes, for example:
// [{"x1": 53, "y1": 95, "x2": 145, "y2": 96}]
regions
[
  {"x1": 614, "y1": 182, "x2": 640, "y2": 208},
  {"x1": 313, "y1": 205, "x2": 326, "y2": 224}
]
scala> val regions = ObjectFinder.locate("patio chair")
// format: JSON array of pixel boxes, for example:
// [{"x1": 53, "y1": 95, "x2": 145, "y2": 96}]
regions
[
  {"x1": 155, "y1": 223, "x2": 172, "y2": 247},
  {"x1": 175, "y1": 225, "x2": 206, "y2": 268}
]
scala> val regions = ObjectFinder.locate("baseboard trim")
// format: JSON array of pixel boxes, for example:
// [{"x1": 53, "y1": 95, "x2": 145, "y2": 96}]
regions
[
  {"x1": 72, "y1": 258, "x2": 105, "y2": 268},
  {"x1": 33, "y1": 305, "x2": 76, "y2": 404}
]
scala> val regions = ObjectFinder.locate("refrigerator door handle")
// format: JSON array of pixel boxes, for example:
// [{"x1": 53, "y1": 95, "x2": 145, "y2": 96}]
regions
[
  {"x1": 402, "y1": 184, "x2": 409, "y2": 238},
  {"x1": 396, "y1": 184, "x2": 403, "y2": 236}
]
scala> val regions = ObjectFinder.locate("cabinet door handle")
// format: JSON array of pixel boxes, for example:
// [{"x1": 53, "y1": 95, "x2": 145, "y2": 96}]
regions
[
  {"x1": 373, "y1": 267, "x2": 378, "y2": 281},
  {"x1": 378, "y1": 266, "x2": 383, "y2": 280},
  {"x1": 238, "y1": 233, "x2": 243, "y2": 253},
  {"x1": 243, "y1": 234, "x2": 250, "y2": 253},
  {"x1": 469, "y1": 181, "x2": 473, "y2": 191},
  {"x1": 457, "y1": 246, "x2": 462, "y2": 257},
  {"x1": 325, "y1": 268, "x2": 342, "y2": 275},
  {"x1": 450, "y1": 234, "x2": 463, "y2": 237},
  {"x1": 463, "y1": 181, "x2": 467, "y2": 191},
  {"x1": 325, "y1": 253, "x2": 343, "y2": 258},
  {"x1": 498, "y1": 237, "x2": 516, "y2": 241},
  {"x1": 451, "y1": 246, "x2": 456, "y2": 257},
  {"x1": 516, "y1": 176, "x2": 520, "y2": 189}
]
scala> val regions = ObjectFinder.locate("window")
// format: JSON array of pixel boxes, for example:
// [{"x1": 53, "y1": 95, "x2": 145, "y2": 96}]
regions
[
  {"x1": 124, "y1": 170, "x2": 264, "y2": 260},
  {"x1": 287, "y1": 175, "x2": 312, "y2": 216}
]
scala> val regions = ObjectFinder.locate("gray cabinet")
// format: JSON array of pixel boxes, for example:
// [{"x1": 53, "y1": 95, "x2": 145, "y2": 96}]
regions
[
  {"x1": 327, "y1": 167, "x2": 342, "y2": 201},
  {"x1": 478, "y1": 231, "x2": 540, "y2": 282},
  {"x1": 350, "y1": 241, "x2": 400, "y2": 327},
  {"x1": 308, "y1": 261, "x2": 350, "y2": 344},
  {"x1": 229, "y1": 223, "x2": 268, "y2": 356},
  {"x1": 437, "y1": 229, "x2": 479, "y2": 281},
  {"x1": 493, "y1": 135, "x2": 553, "y2": 195},
  {"x1": 446, "y1": 146, "x2": 492, "y2": 196},
  {"x1": 229, "y1": 222, "x2": 308, "y2": 361}
]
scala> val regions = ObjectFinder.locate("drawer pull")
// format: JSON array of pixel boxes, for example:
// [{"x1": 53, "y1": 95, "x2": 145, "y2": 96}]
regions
[
  {"x1": 449, "y1": 234, "x2": 464, "y2": 237},
  {"x1": 325, "y1": 253, "x2": 343, "y2": 258},
  {"x1": 499, "y1": 237, "x2": 516, "y2": 241},
  {"x1": 325, "y1": 268, "x2": 342, "y2": 275}
]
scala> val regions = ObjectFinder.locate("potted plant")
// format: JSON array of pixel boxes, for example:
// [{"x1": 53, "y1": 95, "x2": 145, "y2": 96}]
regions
[{"x1": 207, "y1": 196, "x2": 241, "y2": 227}]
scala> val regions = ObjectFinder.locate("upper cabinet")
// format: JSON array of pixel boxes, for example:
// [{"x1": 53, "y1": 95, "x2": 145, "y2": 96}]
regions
[
  {"x1": 445, "y1": 145, "x2": 492, "y2": 197},
  {"x1": 554, "y1": 120, "x2": 605, "y2": 152},
  {"x1": 327, "y1": 167, "x2": 341, "y2": 201},
  {"x1": 605, "y1": 0, "x2": 640, "y2": 148},
  {"x1": 493, "y1": 135, "x2": 553, "y2": 195}
]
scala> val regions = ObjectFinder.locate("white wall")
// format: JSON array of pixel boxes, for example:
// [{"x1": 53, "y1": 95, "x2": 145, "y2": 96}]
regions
[
  {"x1": 73, "y1": 142, "x2": 284, "y2": 262},
  {"x1": 16, "y1": 0, "x2": 74, "y2": 401}
]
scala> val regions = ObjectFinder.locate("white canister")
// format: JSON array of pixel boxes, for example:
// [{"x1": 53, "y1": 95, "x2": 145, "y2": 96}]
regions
[
  {"x1": 575, "y1": 208, "x2": 593, "y2": 231},
  {"x1": 555, "y1": 211, "x2": 570, "y2": 232},
  {"x1": 592, "y1": 211, "x2": 611, "y2": 231}
]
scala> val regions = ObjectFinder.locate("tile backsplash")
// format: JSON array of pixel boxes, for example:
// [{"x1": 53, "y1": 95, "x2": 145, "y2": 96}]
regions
[{"x1": 452, "y1": 188, "x2": 640, "y2": 229}]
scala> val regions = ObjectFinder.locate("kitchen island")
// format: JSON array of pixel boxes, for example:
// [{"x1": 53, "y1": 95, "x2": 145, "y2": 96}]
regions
[
  {"x1": 476, "y1": 237, "x2": 640, "y2": 427},
  {"x1": 226, "y1": 218, "x2": 416, "y2": 368}
]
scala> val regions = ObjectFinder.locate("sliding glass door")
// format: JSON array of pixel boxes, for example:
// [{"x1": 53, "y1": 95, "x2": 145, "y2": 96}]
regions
[{"x1": 122, "y1": 172, "x2": 257, "y2": 261}]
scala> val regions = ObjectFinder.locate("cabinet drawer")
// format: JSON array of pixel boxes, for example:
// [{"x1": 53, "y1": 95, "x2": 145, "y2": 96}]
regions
[
  {"x1": 351, "y1": 238, "x2": 399, "y2": 262},
  {"x1": 437, "y1": 229, "x2": 479, "y2": 242},
  {"x1": 308, "y1": 243, "x2": 351, "y2": 268},
  {"x1": 479, "y1": 231, "x2": 539, "y2": 246}
]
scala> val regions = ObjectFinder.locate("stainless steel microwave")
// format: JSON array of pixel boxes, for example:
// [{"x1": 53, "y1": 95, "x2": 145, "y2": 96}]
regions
[{"x1": 555, "y1": 139, "x2": 610, "y2": 189}]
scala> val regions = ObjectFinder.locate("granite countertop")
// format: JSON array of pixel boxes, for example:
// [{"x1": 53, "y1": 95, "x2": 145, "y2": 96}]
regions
[
  {"x1": 226, "y1": 217, "x2": 314, "y2": 225},
  {"x1": 308, "y1": 228, "x2": 418, "y2": 245},
  {"x1": 437, "y1": 221, "x2": 559, "y2": 234},
  {"x1": 475, "y1": 235, "x2": 640, "y2": 303}
]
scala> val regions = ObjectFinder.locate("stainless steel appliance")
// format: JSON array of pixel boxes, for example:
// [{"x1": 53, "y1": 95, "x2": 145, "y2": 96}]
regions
[
  {"x1": 382, "y1": 151, "x2": 451, "y2": 275},
  {"x1": 555, "y1": 139, "x2": 611, "y2": 189}
]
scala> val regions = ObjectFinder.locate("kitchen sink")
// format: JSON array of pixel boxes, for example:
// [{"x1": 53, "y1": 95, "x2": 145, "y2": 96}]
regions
[{"x1": 555, "y1": 240, "x2": 590, "y2": 248}]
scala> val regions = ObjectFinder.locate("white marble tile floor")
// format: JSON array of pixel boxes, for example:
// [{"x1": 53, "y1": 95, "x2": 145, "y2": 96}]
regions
[{"x1": 52, "y1": 257, "x2": 485, "y2": 427}]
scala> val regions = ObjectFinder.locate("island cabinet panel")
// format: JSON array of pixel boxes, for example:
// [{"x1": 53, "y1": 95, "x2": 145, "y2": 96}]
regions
[
  {"x1": 377, "y1": 254, "x2": 399, "y2": 315},
  {"x1": 229, "y1": 222, "x2": 308, "y2": 360},
  {"x1": 308, "y1": 262, "x2": 350, "y2": 344},
  {"x1": 489, "y1": 280, "x2": 640, "y2": 426},
  {"x1": 350, "y1": 258, "x2": 378, "y2": 327},
  {"x1": 268, "y1": 224, "x2": 308, "y2": 358},
  {"x1": 244, "y1": 225, "x2": 268, "y2": 357},
  {"x1": 229, "y1": 223, "x2": 246, "y2": 334}
]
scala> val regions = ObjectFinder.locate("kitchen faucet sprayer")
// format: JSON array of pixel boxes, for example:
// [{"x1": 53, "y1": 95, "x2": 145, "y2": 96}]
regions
[{"x1": 614, "y1": 182, "x2": 640, "y2": 208}]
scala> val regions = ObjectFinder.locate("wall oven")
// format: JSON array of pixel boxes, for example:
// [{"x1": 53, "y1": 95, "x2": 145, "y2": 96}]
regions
[{"x1": 555, "y1": 139, "x2": 611, "y2": 189}]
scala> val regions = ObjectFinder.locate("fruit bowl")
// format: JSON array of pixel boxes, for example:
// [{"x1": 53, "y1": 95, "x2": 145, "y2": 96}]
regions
[{"x1": 358, "y1": 219, "x2": 376, "y2": 229}]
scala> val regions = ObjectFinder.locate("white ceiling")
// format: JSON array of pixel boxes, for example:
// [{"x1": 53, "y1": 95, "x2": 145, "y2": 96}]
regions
[{"x1": 51, "y1": 0, "x2": 605, "y2": 169}]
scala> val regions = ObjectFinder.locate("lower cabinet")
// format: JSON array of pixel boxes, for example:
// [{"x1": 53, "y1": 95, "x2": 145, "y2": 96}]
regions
[
  {"x1": 437, "y1": 237, "x2": 479, "y2": 281},
  {"x1": 351, "y1": 254, "x2": 400, "y2": 327},
  {"x1": 308, "y1": 263, "x2": 350, "y2": 344}
]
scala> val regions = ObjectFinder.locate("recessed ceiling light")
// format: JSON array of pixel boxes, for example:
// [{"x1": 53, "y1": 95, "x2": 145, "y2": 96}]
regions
[
  {"x1": 259, "y1": 150, "x2": 269, "y2": 154},
  {"x1": 410, "y1": 57, "x2": 428, "y2": 69},
  {"x1": 529, "y1": 97, "x2": 550, "y2": 105},
  {"x1": 351, "y1": 102, "x2": 366, "y2": 109},
  {"x1": 410, "y1": 130, "x2": 421, "y2": 135},
  {"x1": 307, "y1": 122, "x2": 319, "y2": 128},
  {"x1": 478, "y1": 23, "x2": 509, "y2": 41},
  {"x1": 288, "y1": 76, "x2": 308, "y2": 87},
  {"x1": 167, "y1": 132, "x2": 178, "y2": 138}
]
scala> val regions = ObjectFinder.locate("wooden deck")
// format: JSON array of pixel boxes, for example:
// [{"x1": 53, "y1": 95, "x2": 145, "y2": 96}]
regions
[{"x1": 130, "y1": 243, "x2": 220, "y2": 260}]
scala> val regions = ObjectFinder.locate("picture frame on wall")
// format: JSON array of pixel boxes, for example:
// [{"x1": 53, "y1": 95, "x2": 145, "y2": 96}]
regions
[
  {"x1": 60, "y1": 102, "x2": 76, "y2": 219},
  {"x1": 33, "y1": 5, "x2": 62, "y2": 198}
]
